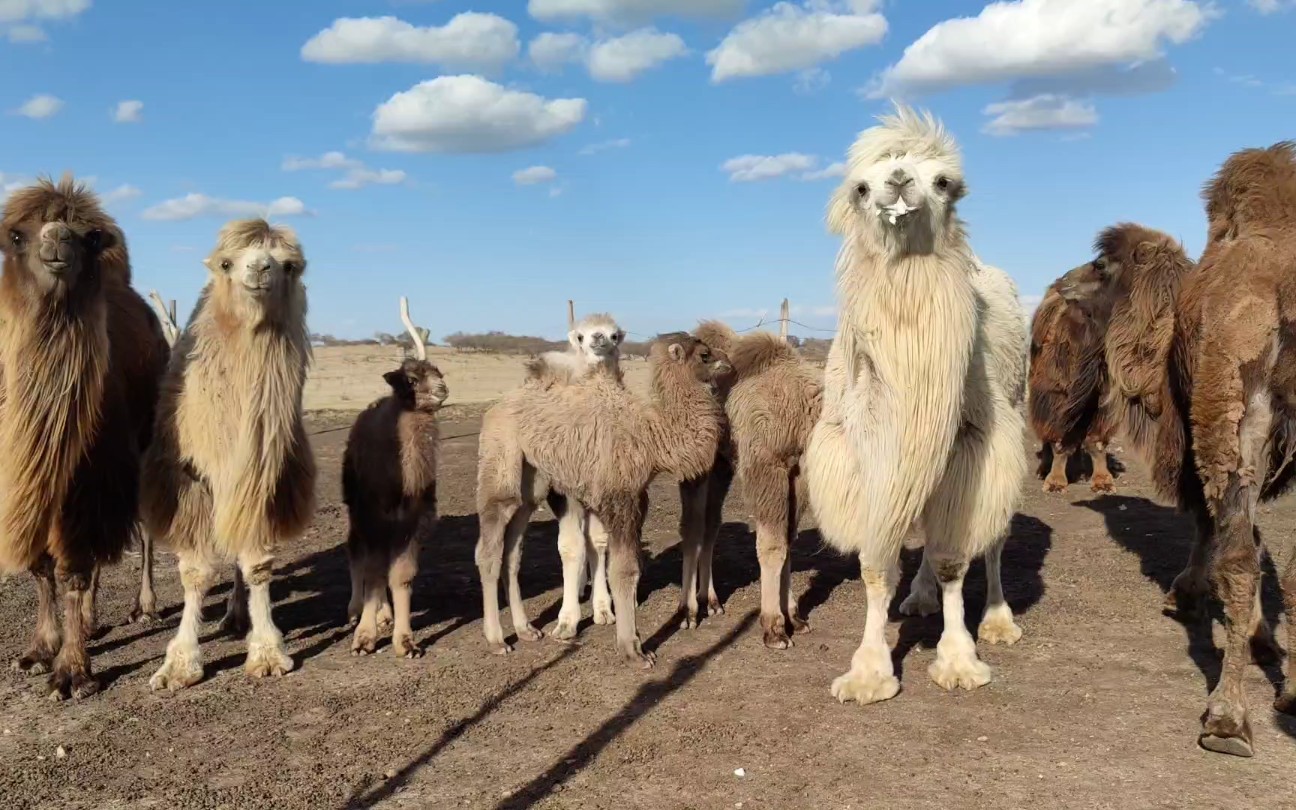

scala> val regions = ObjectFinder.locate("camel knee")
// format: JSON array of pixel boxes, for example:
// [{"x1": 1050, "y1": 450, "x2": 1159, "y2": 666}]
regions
[
  {"x1": 238, "y1": 555, "x2": 275, "y2": 587},
  {"x1": 388, "y1": 553, "x2": 417, "y2": 590}
]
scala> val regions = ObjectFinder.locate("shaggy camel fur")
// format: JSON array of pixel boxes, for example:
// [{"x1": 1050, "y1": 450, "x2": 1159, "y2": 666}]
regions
[
  {"x1": 1028, "y1": 265, "x2": 1119, "y2": 493},
  {"x1": 143, "y1": 218, "x2": 316, "y2": 691},
  {"x1": 687, "y1": 320, "x2": 823, "y2": 648},
  {"x1": 804, "y1": 105, "x2": 1028, "y2": 705},
  {"x1": 476, "y1": 333, "x2": 730, "y2": 666},
  {"x1": 536, "y1": 310, "x2": 626, "y2": 639},
  {"x1": 1064, "y1": 165, "x2": 1296, "y2": 756},
  {"x1": 343, "y1": 298, "x2": 447, "y2": 658},
  {"x1": 0, "y1": 177, "x2": 168, "y2": 699}
]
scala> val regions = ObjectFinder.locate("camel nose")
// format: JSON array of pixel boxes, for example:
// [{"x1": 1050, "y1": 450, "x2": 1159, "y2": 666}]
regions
[
  {"x1": 38, "y1": 222, "x2": 75, "y2": 272},
  {"x1": 887, "y1": 168, "x2": 912, "y2": 187}
]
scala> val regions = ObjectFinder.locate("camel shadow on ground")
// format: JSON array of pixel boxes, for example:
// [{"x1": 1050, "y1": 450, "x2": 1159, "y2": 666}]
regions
[
  {"x1": 887, "y1": 513, "x2": 1054, "y2": 677},
  {"x1": 1075, "y1": 494, "x2": 1294, "y2": 739}
]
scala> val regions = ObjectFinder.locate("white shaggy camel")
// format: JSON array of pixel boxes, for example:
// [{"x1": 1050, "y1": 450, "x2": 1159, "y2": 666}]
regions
[{"x1": 804, "y1": 104, "x2": 1028, "y2": 705}]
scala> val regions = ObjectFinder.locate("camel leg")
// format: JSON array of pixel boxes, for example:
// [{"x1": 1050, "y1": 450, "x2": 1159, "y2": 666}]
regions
[
  {"x1": 925, "y1": 554, "x2": 991, "y2": 692},
  {"x1": 1248, "y1": 570, "x2": 1283, "y2": 667},
  {"x1": 129, "y1": 528, "x2": 159, "y2": 624},
  {"x1": 553, "y1": 497, "x2": 588, "y2": 640},
  {"x1": 351, "y1": 547, "x2": 387, "y2": 656},
  {"x1": 219, "y1": 564, "x2": 250, "y2": 637},
  {"x1": 743, "y1": 460, "x2": 795, "y2": 649},
  {"x1": 150, "y1": 552, "x2": 214, "y2": 691},
  {"x1": 239, "y1": 553, "x2": 293, "y2": 678},
  {"x1": 588, "y1": 514, "x2": 615, "y2": 626},
  {"x1": 475, "y1": 501, "x2": 516, "y2": 654},
  {"x1": 1087, "y1": 441, "x2": 1115, "y2": 493},
  {"x1": 81, "y1": 563, "x2": 100, "y2": 639},
  {"x1": 783, "y1": 469, "x2": 809, "y2": 635},
  {"x1": 47, "y1": 561, "x2": 99, "y2": 700},
  {"x1": 899, "y1": 550, "x2": 941, "y2": 617},
  {"x1": 14, "y1": 555, "x2": 61, "y2": 675},
  {"x1": 1273, "y1": 529, "x2": 1296, "y2": 715},
  {"x1": 504, "y1": 503, "x2": 542, "y2": 642},
  {"x1": 388, "y1": 536, "x2": 422, "y2": 658},
  {"x1": 677, "y1": 476, "x2": 707, "y2": 629},
  {"x1": 978, "y1": 536, "x2": 1022, "y2": 644},
  {"x1": 1043, "y1": 441, "x2": 1069, "y2": 492},
  {"x1": 603, "y1": 502, "x2": 653, "y2": 668},
  {"x1": 345, "y1": 539, "x2": 364, "y2": 627},
  {"x1": 1164, "y1": 506, "x2": 1214, "y2": 618},
  {"x1": 830, "y1": 561, "x2": 900, "y2": 705},
  {"x1": 699, "y1": 458, "x2": 733, "y2": 618}
]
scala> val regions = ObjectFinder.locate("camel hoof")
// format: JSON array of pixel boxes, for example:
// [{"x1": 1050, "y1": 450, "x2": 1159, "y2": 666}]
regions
[
  {"x1": 552, "y1": 618, "x2": 579, "y2": 641},
  {"x1": 790, "y1": 614, "x2": 811, "y2": 635},
  {"x1": 245, "y1": 647, "x2": 294, "y2": 679},
  {"x1": 680, "y1": 613, "x2": 698, "y2": 631},
  {"x1": 128, "y1": 608, "x2": 160, "y2": 625},
  {"x1": 1089, "y1": 474, "x2": 1115, "y2": 494},
  {"x1": 762, "y1": 631, "x2": 793, "y2": 650},
  {"x1": 1273, "y1": 689, "x2": 1296, "y2": 716},
  {"x1": 375, "y1": 605, "x2": 394, "y2": 636},
  {"x1": 619, "y1": 642, "x2": 655, "y2": 669},
  {"x1": 351, "y1": 632, "x2": 377, "y2": 657},
  {"x1": 708, "y1": 599, "x2": 725, "y2": 616},
  {"x1": 515, "y1": 625, "x2": 544, "y2": 643},
  {"x1": 488, "y1": 641, "x2": 513, "y2": 656},
  {"x1": 149, "y1": 658, "x2": 204, "y2": 692},
  {"x1": 978, "y1": 605, "x2": 1023, "y2": 645},
  {"x1": 1042, "y1": 478, "x2": 1068, "y2": 493},
  {"x1": 929, "y1": 655, "x2": 992, "y2": 692},
  {"x1": 830, "y1": 670, "x2": 900, "y2": 705},
  {"x1": 393, "y1": 636, "x2": 424, "y2": 659},
  {"x1": 592, "y1": 604, "x2": 615, "y2": 625},
  {"x1": 47, "y1": 670, "x2": 99, "y2": 702},
  {"x1": 1199, "y1": 733, "x2": 1254, "y2": 758},
  {"x1": 898, "y1": 590, "x2": 940, "y2": 617},
  {"x1": 14, "y1": 655, "x2": 53, "y2": 676}
]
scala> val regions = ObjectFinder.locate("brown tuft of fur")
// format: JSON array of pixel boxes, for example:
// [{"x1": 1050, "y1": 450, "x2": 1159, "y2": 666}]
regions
[{"x1": 0, "y1": 176, "x2": 168, "y2": 697}]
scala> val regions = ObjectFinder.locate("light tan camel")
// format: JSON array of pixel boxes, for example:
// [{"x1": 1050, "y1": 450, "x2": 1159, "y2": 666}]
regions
[
  {"x1": 475, "y1": 333, "x2": 731, "y2": 666},
  {"x1": 142, "y1": 218, "x2": 316, "y2": 691}
]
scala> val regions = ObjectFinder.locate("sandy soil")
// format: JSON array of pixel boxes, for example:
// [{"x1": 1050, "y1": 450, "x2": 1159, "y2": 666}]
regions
[
  {"x1": 2, "y1": 352, "x2": 1295, "y2": 809},
  {"x1": 304, "y1": 345, "x2": 652, "y2": 411}
]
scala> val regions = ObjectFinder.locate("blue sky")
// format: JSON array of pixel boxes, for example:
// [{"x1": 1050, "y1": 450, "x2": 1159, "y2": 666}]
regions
[{"x1": 1, "y1": 0, "x2": 1293, "y2": 341}]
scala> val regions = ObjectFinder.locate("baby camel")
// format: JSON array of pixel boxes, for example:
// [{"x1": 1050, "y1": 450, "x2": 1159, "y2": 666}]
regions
[
  {"x1": 143, "y1": 218, "x2": 316, "y2": 691},
  {"x1": 343, "y1": 297, "x2": 447, "y2": 658},
  {"x1": 476, "y1": 333, "x2": 730, "y2": 665},
  {"x1": 687, "y1": 321, "x2": 823, "y2": 649}
]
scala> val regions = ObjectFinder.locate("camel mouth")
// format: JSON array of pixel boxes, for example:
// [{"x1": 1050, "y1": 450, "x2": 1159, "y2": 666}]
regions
[
  {"x1": 241, "y1": 281, "x2": 272, "y2": 295},
  {"x1": 42, "y1": 260, "x2": 70, "y2": 274},
  {"x1": 875, "y1": 199, "x2": 919, "y2": 225}
]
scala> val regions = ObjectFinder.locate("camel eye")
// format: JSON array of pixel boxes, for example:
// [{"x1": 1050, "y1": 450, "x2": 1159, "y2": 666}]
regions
[
  {"x1": 283, "y1": 261, "x2": 298, "y2": 274},
  {"x1": 219, "y1": 259, "x2": 232, "y2": 271},
  {"x1": 854, "y1": 182, "x2": 869, "y2": 198},
  {"x1": 8, "y1": 230, "x2": 23, "y2": 249},
  {"x1": 935, "y1": 176, "x2": 951, "y2": 191},
  {"x1": 1093, "y1": 257, "x2": 1108, "y2": 272}
]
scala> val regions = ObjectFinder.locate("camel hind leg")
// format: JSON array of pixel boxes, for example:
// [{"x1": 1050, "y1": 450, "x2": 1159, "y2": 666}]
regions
[
  {"x1": 48, "y1": 561, "x2": 100, "y2": 700},
  {"x1": 14, "y1": 555, "x2": 60, "y2": 675},
  {"x1": 677, "y1": 475, "x2": 707, "y2": 629},
  {"x1": 1043, "y1": 441, "x2": 1069, "y2": 492},
  {"x1": 601, "y1": 496, "x2": 653, "y2": 668},
  {"x1": 129, "y1": 527, "x2": 160, "y2": 624},
  {"x1": 587, "y1": 515, "x2": 614, "y2": 626},
  {"x1": 1273, "y1": 527, "x2": 1296, "y2": 714},
  {"x1": 699, "y1": 457, "x2": 733, "y2": 619},
  {"x1": 219, "y1": 565, "x2": 250, "y2": 637},
  {"x1": 783, "y1": 466, "x2": 809, "y2": 636},
  {"x1": 1087, "y1": 440, "x2": 1115, "y2": 493},
  {"x1": 741, "y1": 459, "x2": 796, "y2": 649},
  {"x1": 351, "y1": 546, "x2": 388, "y2": 656},
  {"x1": 978, "y1": 536, "x2": 1022, "y2": 644},
  {"x1": 388, "y1": 535, "x2": 422, "y2": 658},
  {"x1": 552, "y1": 494, "x2": 587, "y2": 640},
  {"x1": 504, "y1": 503, "x2": 542, "y2": 643}
]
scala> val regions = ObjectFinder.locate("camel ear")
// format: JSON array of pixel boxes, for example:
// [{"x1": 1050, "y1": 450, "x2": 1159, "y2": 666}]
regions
[
  {"x1": 613, "y1": 329, "x2": 625, "y2": 344},
  {"x1": 567, "y1": 329, "x2": 581, "y2": 348},
  {"x1": 1133, "y1": 242, "x2": 1155, "y2": 265},
  {"x1": 667, "y1": 342, "x2": 685, "y2": 361},
  {"x1": 383, "y1": 369, "x2": 413, "y2": 396},
  {"x1": 825, "y1": 183, "x2": 854, "y2": 236}
]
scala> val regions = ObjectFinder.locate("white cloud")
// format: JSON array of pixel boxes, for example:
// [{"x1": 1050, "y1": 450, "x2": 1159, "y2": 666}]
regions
[
  {"x1": 282, "y1": 151, "x2": 362, "y2": 171},
  {"x1": 13, "y1": 93, "x2": 63, "y2": 119},
  {"x1": 982, "y1": 94, "x2": 1098, "y2": 136},
  {"x1": 329, "y1": 168, "x2": 408, "y2": 190},
  {"x1": 794, "y1": 66, "x2": 831, "y2": 94},
  {"x1": 370, "y1": 75, "x2": 587, "y2": 154},
  {"x1": 6, "y1": 24, "x2": 45, "y2": 42},
  {"x1": 113, "y1": 99, "x2": 143, "y2": 123},
  {"x1": 1248, "y1": 0, "x2": 1293, "y2": 13},
  {"x1": 101, "y1": 184, "x2": 142, "y2": 204},
  {"x1": 141, "y1": 194, "x2": 312, "y2": 222},
  {"x1": 514, "y1": 165, "x2": 558, "y2": 185},
  {"x1": 529, "y1": 31, "x2": 588, "y2": 71},
  {"x1": 588, "y1": 28, "x2": 687, "y2": 81},
  {"x1": 301, "y1": 13, "x2": 520, "y2": 72},
  {"x1": 708, "y1": 1, "x2": 887, "y2": 82},
  {"x1": 579, "y1": 137, "x2": 631, "y2": 155},
  {"x1": 0, "y1": 0, "x2": 90, "y2": 24},
  {"x1": 869, "y1": 0, "x2": 1216, "y2": 97},
  {"x1": 721, "y1": 152, "x2": 819, "y2": 182},
  {"x1": 529, "y1": 28, "x2": 688, "y2": 82},
  {"x1": 800, "y1": 161, "x2": 847, "y2": 180},
  {"x1": 528, "y1": 0, "x2": 744, "y2": 24}
]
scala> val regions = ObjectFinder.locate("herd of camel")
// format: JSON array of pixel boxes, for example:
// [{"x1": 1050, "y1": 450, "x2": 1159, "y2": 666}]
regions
[{"x1": 1, "y1": 103, "x2": 1294, "y2": 760}]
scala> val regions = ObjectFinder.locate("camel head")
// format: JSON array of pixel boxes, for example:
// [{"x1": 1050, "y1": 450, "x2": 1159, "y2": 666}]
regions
[
  {"x1": 569, "y1": 312, "x2": 624, "y2": 366},
  {"x1": 1054, "y1": 257, "x2": 1113, "y2": 304},
  {"x1": 203, "y1": 218, "x2": 306, "y2": 327},
  {"x1": 1203, "y1": 141, "x2": 1296, "y2": 242},
  {"x1": 1, "y1": 175, "x2": 124, "y2": 303},
  {"x1": 652, "y1": 332, "x2": 733, "y2": 392},
  {"x1": 827, "y1": 102, "x2": 965, "y2": 256},
  {"x1": 383, "y1": 357, "x2": 448, "y2": 412}
]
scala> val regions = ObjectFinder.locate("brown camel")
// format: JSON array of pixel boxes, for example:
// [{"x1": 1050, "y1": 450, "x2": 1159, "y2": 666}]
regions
[
  {"x1": 1064, "y1": 144, "x2": 1296, "y2": 757},
  {"x1": 475, "y1": 333, "x2": 730, "y2": 666},
  {"x1": 343, "y1": 297, "x2": 447, "y2": 658},
  {"x1": 0, "y1": 176, "x2": 168, "y2": 699},
  {"x1": 1028, "y1": 264, "x2": 1119, "y2": 493},
  {"x1": 143, "y1": 218, "x2": 316, "y2": 691},
  {"x1": 687, "y1": 321, "x2": 823, "y2": 648}
]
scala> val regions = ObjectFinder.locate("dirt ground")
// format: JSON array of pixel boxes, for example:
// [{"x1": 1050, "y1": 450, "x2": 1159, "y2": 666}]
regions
[{"x1": 3, "y1": 402, "x2": 1296, "y2": 809}]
